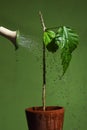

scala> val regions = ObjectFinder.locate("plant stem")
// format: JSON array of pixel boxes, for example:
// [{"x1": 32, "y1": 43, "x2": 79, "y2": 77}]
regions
[
  {"x1": 42, "y1": 42, "x2": 46, "y2": 111},
  {"x1": 39, "y1": 11, "x2": 46, "y2": 32},
  {"x1": 39, "y1": 11, "x2": 46, "y2": 111}
]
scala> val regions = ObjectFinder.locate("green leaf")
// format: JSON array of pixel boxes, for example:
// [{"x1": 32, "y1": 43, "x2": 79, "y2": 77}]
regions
[
  {"x1": 43, "y1": 26, "x2": 79, "y2": 76},
  {"x1": 61, "y1": 48, "x2": 72, "y2": 76},
  {"x1": 55, "y1": 26, "x2": 79, "y2": 76},
  {"x1": 43, "y1": 30, "x2": 58, "y2": 52},
  {"x1": 43, "y1": 30, "x2": 55, "y2": 46},
  {"x1": 43, "y1": 32, "x2": 51, "y2": 46},
  {"x1": 46, "y1": 39, "x2": 59, "y2": 53},
  {"x1": 46, "y1": 30, "x2": 56, "y2": 39}
]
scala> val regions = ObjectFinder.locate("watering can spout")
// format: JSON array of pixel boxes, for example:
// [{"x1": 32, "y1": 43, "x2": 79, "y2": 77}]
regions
[{"x1": 0, "y1": 26, "x2": 19, "y2": 50}]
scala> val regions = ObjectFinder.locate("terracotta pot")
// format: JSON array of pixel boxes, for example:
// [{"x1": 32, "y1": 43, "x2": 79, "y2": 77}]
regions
[{"x1": 25, "y1": 106, "x2": 64, "y2": 130}]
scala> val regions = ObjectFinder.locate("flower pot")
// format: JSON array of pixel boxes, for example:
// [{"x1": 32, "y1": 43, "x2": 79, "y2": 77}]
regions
[{"x1": 25, "y1": 106, "x2": 64, "y2": 130}]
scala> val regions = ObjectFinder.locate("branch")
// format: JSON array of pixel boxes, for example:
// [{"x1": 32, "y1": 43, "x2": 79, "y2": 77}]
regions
[{"x1": 39, "y1": 11, "x2": 46, "y2": 31}]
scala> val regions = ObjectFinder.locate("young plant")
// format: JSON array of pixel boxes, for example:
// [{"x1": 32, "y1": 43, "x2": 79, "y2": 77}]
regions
[{"x1": 39, "y1": 11, "x2": 79, "y2": 111}]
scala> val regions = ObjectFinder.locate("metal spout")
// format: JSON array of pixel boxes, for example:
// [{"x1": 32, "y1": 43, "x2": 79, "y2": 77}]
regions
[{"x1": 0, "y1": 26, "x2": 19, "y2": 50}]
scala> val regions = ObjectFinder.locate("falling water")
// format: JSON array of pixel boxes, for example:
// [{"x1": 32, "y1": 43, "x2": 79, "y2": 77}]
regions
[
  {"x1": 18, "y1": 34, "x2": 37, "y2": 50},
  {"x1": 15, "y1": 33, "x2": 43, "y2": 68},
  {"x1": 17, "y1": 33, "x2": 68, "y2": 80}
]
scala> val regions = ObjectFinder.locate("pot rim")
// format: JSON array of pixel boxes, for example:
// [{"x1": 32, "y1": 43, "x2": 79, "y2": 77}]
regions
[{"x1": 25, "y1": 106, "x2": 64, "y2": 113}]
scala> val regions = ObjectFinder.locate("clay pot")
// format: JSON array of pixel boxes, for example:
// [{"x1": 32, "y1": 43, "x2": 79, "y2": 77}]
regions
[{"x1": 25, "y1": 106, "x2": 64, "y2": 130}]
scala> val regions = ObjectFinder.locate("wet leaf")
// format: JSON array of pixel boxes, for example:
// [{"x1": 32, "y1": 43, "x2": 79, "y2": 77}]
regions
[
  {"x1": 43, "y1": 30, "x2": 55, "y2": 46},
  {"x1": 43, "y1": 26, "x2": 79, "y2": 76},
  {"x1": 55, "y1": 26, "x2": 79, "y2": 76}
]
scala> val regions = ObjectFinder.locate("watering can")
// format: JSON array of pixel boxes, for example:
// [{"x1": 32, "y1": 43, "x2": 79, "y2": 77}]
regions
[{"x1": 0, "y1": 26, "x2": 19, "y2": 50}]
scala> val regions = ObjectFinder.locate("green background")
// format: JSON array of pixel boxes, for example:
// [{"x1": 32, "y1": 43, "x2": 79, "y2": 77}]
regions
[{"x1": 0, "y1": 0, "x2": 87, "y2": 130}]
